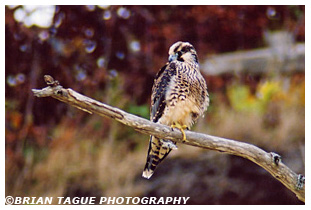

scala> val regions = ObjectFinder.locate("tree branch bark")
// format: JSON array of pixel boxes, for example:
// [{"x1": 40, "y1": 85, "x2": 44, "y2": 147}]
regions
[{"x1": 32, "y1": 75, "x2": 305, "y2": 203}]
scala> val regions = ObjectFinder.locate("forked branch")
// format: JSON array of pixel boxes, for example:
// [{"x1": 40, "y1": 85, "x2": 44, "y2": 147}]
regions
[{"x1": 32, "y1": 75, "x2": 305, "y2": 202}]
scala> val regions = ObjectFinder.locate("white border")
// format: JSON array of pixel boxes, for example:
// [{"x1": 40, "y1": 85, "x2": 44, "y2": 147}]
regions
[{"x1": 2, "y1": 2, "x2": 309, "y2": 209}]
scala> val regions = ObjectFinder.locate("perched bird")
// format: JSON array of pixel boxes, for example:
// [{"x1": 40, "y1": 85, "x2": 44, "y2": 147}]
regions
[{"x1": 142, "y1": 41, "x2": 209, "y2": 179}]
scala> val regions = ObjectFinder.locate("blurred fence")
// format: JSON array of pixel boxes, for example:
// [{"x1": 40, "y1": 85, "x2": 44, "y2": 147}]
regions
[{"x1": 202, "y1": 31, "x2": 305, "y2": 75}]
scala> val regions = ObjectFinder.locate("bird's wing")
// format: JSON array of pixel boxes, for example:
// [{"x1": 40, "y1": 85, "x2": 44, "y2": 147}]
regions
[
  {"x1": 142, "y1": 63, "x2": 177, "y2": 179},
  {"x1": 150, "y1": 63, "x2": 177, "y2": 123}
]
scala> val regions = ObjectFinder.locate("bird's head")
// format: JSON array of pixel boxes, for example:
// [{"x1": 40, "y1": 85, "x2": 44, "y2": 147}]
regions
[{"x1": 168, "y1": 41, "x2": 198, "y2": 64}]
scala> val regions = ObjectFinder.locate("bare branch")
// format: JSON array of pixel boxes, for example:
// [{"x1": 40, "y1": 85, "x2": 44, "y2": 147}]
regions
[
  {"x1": 202, "y1": 31, "x2": 305, "y2": 75},
  {"x1": 32, "y1": 75, "x2": 305, "y2": 203}
]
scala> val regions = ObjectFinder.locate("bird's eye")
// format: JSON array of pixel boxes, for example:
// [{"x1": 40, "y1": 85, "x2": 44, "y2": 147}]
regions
[{"x1": 176, "y1": 51, "x2": 182, "y2": 57}]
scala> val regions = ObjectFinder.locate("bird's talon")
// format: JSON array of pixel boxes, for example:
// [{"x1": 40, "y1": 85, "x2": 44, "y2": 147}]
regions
[{"x1": 171, "y1": 123, "x2": 187, "y2": 141}]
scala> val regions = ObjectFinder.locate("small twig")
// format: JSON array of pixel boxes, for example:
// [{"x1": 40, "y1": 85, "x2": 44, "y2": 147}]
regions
[{"x1": 32, "y1": 75, "x2": 305, "y2": 203}]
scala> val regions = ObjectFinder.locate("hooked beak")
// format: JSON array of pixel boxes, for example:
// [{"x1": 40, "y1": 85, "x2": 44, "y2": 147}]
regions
[{"x1": 168, "y1": 54, "x2": 177, "y2": 62}]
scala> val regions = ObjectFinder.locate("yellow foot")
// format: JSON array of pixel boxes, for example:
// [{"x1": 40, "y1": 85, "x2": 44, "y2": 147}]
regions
[{"x1": 171, "y1": 123, "x2": 188, "y2": 141}]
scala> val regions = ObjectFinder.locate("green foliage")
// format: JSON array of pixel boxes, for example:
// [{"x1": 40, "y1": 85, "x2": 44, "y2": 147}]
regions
[
  {"x1": 127, "y1": 104, "x2": 149, "y2": 119},
  {"x1": 227, "y1": 78, "x2": 304, "y2": 114},
  {"x1": 227, "y1": 84, "x2": 261, "y2": 113}
]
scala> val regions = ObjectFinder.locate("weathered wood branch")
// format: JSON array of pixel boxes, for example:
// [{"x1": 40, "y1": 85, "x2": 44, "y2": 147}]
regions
[
  {"x1": 32, "y1": 75, "x2": 305, "y2": 203},
  {"x1": 202, "y1": 43, "x2": 305, "y2": 75},
  {"x1": 202, "y1": 31, "x2": 305, "y2": 75}
]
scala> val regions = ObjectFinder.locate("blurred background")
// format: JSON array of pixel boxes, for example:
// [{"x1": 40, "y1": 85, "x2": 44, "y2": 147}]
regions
[{"x1": 5, "y1": 5, "x2": 305, "y2": 204}]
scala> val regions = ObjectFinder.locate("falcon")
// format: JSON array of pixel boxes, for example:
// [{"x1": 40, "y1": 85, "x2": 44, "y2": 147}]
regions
[{"x1": 142, "y1": 41, "x2": 210, "y2": 179}]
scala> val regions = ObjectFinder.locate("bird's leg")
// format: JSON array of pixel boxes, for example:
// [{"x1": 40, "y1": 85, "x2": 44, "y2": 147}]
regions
[{"x1": 171, "y1": 122, "x2": 188, "y2": 141}]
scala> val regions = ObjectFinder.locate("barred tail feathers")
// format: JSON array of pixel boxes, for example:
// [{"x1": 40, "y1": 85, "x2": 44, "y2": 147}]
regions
[{"x1": 142, "y1": 136, "x2": 172, "y2": 179}]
